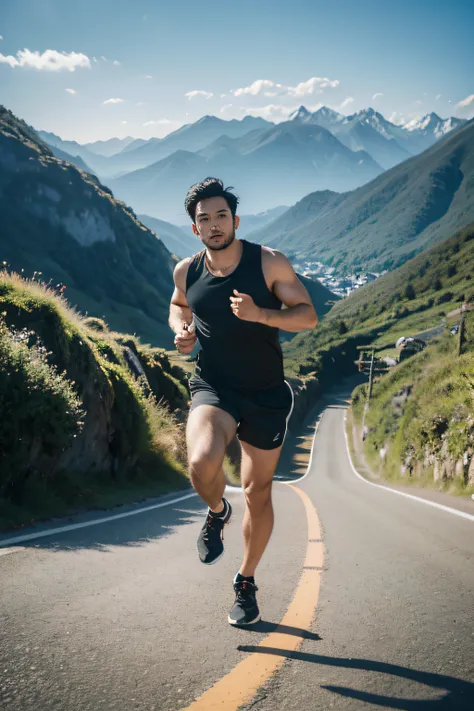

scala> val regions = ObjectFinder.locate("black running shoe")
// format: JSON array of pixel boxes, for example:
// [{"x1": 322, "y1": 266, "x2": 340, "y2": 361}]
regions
[
  {"x1": 197, "y1": 498, "x2": 232, "y2": 565},
  {"x1": 228, "y1": 579, "x2": 261, "y2": 626}
]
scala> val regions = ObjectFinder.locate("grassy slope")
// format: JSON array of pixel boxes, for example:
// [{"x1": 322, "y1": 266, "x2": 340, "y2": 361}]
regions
[
  {"x1": 284, "y1": 222, "x2": 474, "y2": 372},
  {"x1": 350, "y1": 313, "x2": 474, "y2": 496},
  {"x1": 0, "y1": 271, "x2": 191, "y2": 532}
]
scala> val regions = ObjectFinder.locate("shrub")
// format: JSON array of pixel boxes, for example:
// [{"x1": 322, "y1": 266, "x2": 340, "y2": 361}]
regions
[
  {"x1": 436, "y1": 291, "x2": 454, "y2": 305},
  {"x1": 84, "y1": 317, "x2": 108, "y2": 332},
  {"x1": 0, "y1": 318, "x2": 84, "y2": 500}
]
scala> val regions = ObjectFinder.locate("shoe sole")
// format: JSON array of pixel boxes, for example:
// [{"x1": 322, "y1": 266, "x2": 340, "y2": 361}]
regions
[
  {"x1": 228, "y1": 612, "x2": 261, "y2": 626},
  {"x1": 197, "y1": 513, "x2": 232, "y2": 565}
]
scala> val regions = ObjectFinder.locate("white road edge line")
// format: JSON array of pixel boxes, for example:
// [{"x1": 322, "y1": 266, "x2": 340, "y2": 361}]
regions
[
  {"x1": 0, "y1": 411, "x2": 326, "y2": 549},
  {"x1": 0, "y1": 492, "x2": 199, "y2": 548},
  {"x1": 343, "y1": 413, "x2": 474, "y2": 523}
]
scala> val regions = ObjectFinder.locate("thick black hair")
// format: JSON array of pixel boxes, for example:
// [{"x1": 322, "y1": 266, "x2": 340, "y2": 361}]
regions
[{"x1": 184, "y1": 177, "x2": 239, "y2": 223}]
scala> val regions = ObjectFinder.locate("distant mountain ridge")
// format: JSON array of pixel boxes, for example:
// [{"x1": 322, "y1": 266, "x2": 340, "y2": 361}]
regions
[
  {"x1": 109, "y1": 120, "x2": 383, "y2": 221},
  {"x1": 40, "y1": 115, "x2": 273, "y2": 180},
  {"x1": 248, "y1": 118, "x2": 474, "y2": 273}
]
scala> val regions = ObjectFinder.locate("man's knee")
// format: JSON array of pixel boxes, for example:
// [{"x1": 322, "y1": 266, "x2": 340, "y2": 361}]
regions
[
  {"x1": 243, "y1": 479, "x2": 273, "y2": 509},
  {"x1": 188, "y1": 449, "x2": 223, "y2": 483}
]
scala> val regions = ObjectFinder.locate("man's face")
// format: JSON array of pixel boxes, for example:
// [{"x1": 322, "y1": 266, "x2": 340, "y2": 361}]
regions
[{"x1": 192, "y1": 196, "x2": 240, "y2": 251}]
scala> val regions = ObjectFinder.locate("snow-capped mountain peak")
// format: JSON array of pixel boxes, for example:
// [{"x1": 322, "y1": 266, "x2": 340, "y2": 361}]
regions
[
  {"x1": 403, "y1": 112, "x2": 465, "y2": 137},
  {"x1": 289, "y1": 105, "x2": 314, "y2": 122}
]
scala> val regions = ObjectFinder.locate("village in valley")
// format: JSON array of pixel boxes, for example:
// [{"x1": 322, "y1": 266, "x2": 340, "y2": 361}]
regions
[{"x1": 293, "y1": 258, "x2": 387, "y2": 299}]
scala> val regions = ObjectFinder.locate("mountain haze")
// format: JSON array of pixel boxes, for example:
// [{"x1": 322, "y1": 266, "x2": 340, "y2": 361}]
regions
[
  {"x1": 110, "y1": 121, "x2": 383, "y2": 222},
  {"x1": 83, "y1": 136, "x2": 137, "y2": 157},
  {"x1": 43, "y1": 115, "x2": 273, "y2": 180},
  {"x1": 138, "y1": 214, "x2": 202, "y2": 258}
]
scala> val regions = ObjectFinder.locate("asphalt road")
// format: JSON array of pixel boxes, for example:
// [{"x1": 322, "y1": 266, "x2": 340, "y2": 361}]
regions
[{"x1": 1, "y1": 382, "x2": 473, "y2": 711}]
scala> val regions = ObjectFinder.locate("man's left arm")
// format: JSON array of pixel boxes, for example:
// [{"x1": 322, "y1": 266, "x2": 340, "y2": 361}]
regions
[{"x1": 229, "y1": 250, "x2": 318, "y2": 332}]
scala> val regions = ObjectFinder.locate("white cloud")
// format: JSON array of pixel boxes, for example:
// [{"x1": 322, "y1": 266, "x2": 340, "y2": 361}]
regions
[
  {"x1": 219, "y1": 104, "x2": 233, "y2": 114},
  {"x1": 0, "y1": 36, "x2": 3, "y2": 41},
  {"x1": 93, "y1": 56, "x2": 98, "y2": 63},
  {"x1": 103, "y1": 97, "x2": 124, "y2": 105},
  {"x1": 372, "y1": 92, "x2": 384, "y2": 100},
  {"x1": 65, "y1": 88, "x2": 77, "y2": 95},
  {"x1": 414, "y1": 99, "x2": 423, "y2": 105},
  {"x1": 339, "y1": 96, "x2": 354, "y2": 109},
  {"x1": 233, "y1": 76, "x2": 339, "y2": 99},
  {"x1": 0, "y1": 48, "x2": 90, "y2": 71},
  {"x1": 113, "y1": 60, "x2": 120, "y2": 66},
  {"x1": 220, "y1": 93, "x2": 226, "y2": 98},
  {"x1": 185, "y1": 90, "x2": 213, "y2": 100},
  {"x1": 136, "y1": 101, "x2": 147, "y2": 106},
  {"x1": 388, "y1": 111, "x2": 408, "y2": 126},
  {"x1": 455, "y1": 93, "x2": 474, "y2": 118},
  {"x1": 121, "y1": 120, "x2": 128, "y2": 124},
  {"x1": 234, "y1": 79, "x2": 281, "y2": 97},
  {"x1": 242, "y1": 104, "x2": 295, "y2": 120},
  {"x1": 101, "y1": 56, "x2": 107, "y2": 62},
  {"x1": 145, "y1": 75, "x2": 153, "y2": 79},
  {"x1": 288, "y1": 76, "x2": 339, "y2": 97},
  {"x1": 436, "y1": 94, "x2": 441, "y2": 100}
]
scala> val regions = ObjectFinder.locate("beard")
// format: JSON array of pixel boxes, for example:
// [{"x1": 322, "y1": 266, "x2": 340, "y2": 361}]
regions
[{"x1": 205, "y1": 228, "x2": 236, "y2": 251}]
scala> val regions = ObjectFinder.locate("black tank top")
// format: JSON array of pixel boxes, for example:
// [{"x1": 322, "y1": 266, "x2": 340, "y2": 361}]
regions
[{"x1": 186, "y1": 239, "x2": 284, "y2": 391}]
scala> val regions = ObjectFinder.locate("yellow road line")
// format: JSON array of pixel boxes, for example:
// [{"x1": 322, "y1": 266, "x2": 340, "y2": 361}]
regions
[{"x1": 179, "y1": 484, "x2": 323, "y2": 711}]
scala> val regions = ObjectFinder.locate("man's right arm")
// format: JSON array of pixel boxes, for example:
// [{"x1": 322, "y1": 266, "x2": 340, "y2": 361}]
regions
[{"x1": 169, "y1": 258, "x2": 197, "y2": 354}]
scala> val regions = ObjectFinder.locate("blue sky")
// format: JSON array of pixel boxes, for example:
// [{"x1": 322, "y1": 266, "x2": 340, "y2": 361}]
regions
[{"x1": 1, "y1": 0, "x2": 473, "y2": 144}]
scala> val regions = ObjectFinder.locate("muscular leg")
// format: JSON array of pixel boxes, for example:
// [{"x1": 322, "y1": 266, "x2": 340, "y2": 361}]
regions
[
  {"x1": 186, "y1": 405, "x2": 237, "y2": 511},
  {"x1": 238, "y1": 441, "x2": 283, "y2": 578}
]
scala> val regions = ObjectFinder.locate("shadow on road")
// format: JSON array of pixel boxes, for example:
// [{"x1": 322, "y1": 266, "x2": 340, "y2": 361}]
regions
[
  {"x1": 0, "y1": 499, "x2": 206, "y2": 553},
  {"x1": 237, "y1": 621, "x2": 321, "y2": 641},
  {"x1": 237, "y1": 646, "x2": 474, "y2": 709}
]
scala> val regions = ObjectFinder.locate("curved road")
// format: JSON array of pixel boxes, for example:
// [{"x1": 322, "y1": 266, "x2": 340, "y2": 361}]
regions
[{"x1": 1, "y1": 382, "x2": 473, "y2": 710}]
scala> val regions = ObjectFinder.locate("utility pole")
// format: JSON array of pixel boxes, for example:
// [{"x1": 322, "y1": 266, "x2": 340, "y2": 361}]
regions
[
  {"x1": 458, "y1": 310, "x2": 466, "y2": 357},
  {"x1": 356, "y1": 346, "x2": 377, "y2": 440},
  {"x1": 367, "y1": 349, "x2": 375, "y2": 400}
]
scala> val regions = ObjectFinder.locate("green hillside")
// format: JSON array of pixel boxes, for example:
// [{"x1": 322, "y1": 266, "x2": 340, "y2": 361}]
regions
[
  {"x1": 284, "y1": 222, "x2": 474, "y2": 373},
  {"x1": 0, "y1": 106, "x2": 177, "y2": 348},
  {"x1": 0, "y1": 270, "x2": 191, "y2": 532},
  {"x1": 284, "y1": 222, "x2": 474, "y2": 495},
  {"x1": 250, "y1": 119, "x2": 474, "y2": 274}
]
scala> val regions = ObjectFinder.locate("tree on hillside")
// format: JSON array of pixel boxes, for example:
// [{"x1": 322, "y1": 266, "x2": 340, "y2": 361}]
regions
[{"x1": 404, "y1": 283, "x2": 416, "y2": 300}]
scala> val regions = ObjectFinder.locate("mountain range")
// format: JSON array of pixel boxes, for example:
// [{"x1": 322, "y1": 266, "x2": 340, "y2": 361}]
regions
[
  {"x1": 248, "y1": 118, "x2": 474, "y2": 273},
  {"x1": 36, "y1": 106, "x2": 466, "y2": 224},
  {"x1": 289, "y1": 106, "x2": 465, "y2": 163},
  {"x1": 108, "y1": 121, "x2": 383, "y2": 221}
]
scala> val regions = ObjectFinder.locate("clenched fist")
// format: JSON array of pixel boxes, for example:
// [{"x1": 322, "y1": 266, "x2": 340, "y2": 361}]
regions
[
  {"x1": 229, "y1": 289, "x2": 263, "y2": 322},
  {"x1": 174, "y1": 323, "x2": 197, "y2": 354}
]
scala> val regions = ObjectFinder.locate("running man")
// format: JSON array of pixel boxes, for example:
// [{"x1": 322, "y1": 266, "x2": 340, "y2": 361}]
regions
[{"x1": 169, "y1": 177, "x2": 318, "y2": 625}]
